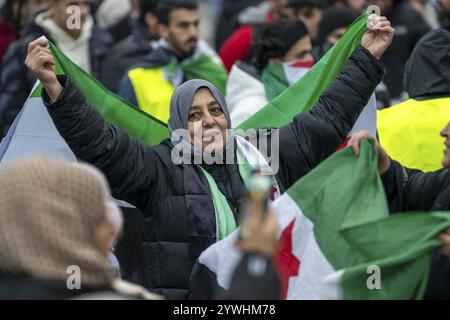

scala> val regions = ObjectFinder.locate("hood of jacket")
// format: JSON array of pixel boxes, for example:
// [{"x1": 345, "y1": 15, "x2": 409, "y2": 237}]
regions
[
  {"x1": 404, "y1": 28, "x2": 450, "y2": 99},
  {"x1": 225, "y1": 61, "x2": 268, "y2": 127}
]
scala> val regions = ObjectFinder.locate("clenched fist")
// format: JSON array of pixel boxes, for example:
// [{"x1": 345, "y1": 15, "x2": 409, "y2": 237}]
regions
[
  {"x1": 25, "y1": 37, "x2": 63, "y2": 102},
  {"x1": 361, "y1": 14, "x2": 395, "y2": 60}
]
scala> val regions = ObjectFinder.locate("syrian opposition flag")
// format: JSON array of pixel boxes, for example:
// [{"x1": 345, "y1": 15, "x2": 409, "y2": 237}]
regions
[
  {"x1": 237, "y1": 14, "x2": 377, "y2": 139},
  {"x1": 0, "y1": 38, "x2": 168, "y2": 171},
  {"x1": 191, "y1": 140, "x2": 450, "y2": 299},
  {"x1": 262, "y1": 60, "x2": 314, "y2": 101}
]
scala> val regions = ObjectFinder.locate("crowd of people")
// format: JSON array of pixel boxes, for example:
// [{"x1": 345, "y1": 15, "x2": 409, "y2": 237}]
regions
[{"x1": 0, "y1": 0, "x2": 449, "y2": 300}]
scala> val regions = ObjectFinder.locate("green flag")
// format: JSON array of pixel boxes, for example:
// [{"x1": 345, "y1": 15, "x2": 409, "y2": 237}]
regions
[
  {"x1": 47, "y1": 42, "x2": 169, "y2": 146},
  {"x1": 237, "y1": 14, "x2": 369, "y2": 130},
  {"x1": 196, "y1": 140, "x2": 450, "y2": 299},
  {"x1": 41, "y1": 14, "x2": 367, "y2": 147}
]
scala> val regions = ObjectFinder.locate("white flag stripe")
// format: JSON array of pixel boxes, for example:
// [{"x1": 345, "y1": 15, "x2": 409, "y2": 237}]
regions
[
  {"x1": 198, "y1": 191, "x2": 339, "y2": 299},
  {"x1": 350, "y1": 93, "x2": 377, "y2": 137}
]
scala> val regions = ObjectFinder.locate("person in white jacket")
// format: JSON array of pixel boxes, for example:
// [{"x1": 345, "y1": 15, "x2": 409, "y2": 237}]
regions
[{"x1": 226, "y1": 18, "x2": 313, "y2": 127}]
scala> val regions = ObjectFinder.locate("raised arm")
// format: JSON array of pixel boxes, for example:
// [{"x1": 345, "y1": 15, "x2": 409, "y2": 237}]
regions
[
  {"x1": 277, "y1": 16, "x2": 394, "y2": 188},
  {"x1": 25, "y1": 38, "x2": 159, "y2": 210},
  {"x1": 347, "y1": 130, "x2": 450, "y2": 212}
]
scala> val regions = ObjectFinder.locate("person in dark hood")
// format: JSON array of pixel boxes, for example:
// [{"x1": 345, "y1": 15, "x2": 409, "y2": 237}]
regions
[
  {"x1": 378, "y1": 29, "x2": 450, "y2": 172},
  {"x1": 372, "y1": 0, "x2": 431, "y2": 100},
  {"x1": 99, "y1": 0, "x2": 160, "y2": 92},
  {"x1": 348, "y1": 127, "x2": 450, "y2": 299},
  {"x1": 410, "y1": 0, "x2": 450, "y2": 30},
  {"x1": 0, "y1": 0, "x2": 113, "y2": 139},
  {"x1": 24, "y1": 17, "x2": 393, "y2": 298}
]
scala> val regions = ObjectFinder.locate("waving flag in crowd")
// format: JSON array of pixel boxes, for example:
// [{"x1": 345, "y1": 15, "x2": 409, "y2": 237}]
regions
[{"x1": 191, "y1": 140, "x2": 450, "y2": 299}]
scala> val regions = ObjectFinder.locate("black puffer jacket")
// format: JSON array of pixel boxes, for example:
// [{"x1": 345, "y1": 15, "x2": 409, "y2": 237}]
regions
[
  {"x1": 0, "y1": 12, "x2": 113, "y2": 138},
  {"x1": 43, "y1": 45, "x2": 383, "y2": 299},
  {"x1": 382, "y1": 160, "x2": 450, "y2": 299}
]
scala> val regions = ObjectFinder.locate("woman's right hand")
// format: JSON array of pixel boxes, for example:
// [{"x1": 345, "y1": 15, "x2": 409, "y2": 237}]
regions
[
  {"x1": 348, "y1": 130, "x2": 391, "y2": 174},
  {"x1": 25, "y1": 38, "x2": 63, "y2": 102}
]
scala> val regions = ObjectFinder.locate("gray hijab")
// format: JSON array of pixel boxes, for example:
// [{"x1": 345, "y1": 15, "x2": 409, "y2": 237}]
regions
[{"x1": 168, "y1": 79, "x2": 232, "y2": 133}]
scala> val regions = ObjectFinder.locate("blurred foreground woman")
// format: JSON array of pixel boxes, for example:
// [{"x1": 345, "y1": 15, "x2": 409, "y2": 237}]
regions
[{"x1": 0, "y1": 157, "x2": 160, "y2": 300}]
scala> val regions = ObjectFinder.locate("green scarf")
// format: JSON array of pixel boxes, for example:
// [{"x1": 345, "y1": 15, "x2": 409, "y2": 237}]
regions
[{"x1": 198, "y1": 147, "x2": 253, "y2": 240}]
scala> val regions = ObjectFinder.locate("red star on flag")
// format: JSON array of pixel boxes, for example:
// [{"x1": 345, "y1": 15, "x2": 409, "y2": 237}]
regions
[{"x1": 274, "y1": 218, "x2": 301, "y2": 300}]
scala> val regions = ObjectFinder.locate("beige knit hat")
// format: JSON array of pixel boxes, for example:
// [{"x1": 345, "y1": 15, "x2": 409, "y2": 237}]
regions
[{"x1": 0, "y1": 156, "x2": 117, "y2": 288}]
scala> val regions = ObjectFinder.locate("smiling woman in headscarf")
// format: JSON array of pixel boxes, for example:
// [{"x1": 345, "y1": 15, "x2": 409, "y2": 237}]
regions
[
  {"x1": 168, "y1": 79, "x2": 232, "y2": 154},
  {"x1": 24, "y1": 23, "x2": 394, "y2": 298},
  {"x1": 0, "y1": 157, "x2": 160, "y2": 300}
]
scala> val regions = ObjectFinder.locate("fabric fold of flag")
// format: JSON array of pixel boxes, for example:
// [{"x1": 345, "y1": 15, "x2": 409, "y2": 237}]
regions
[
  {"x1": 191, "y1": 140, "x2": 450, "y2": 299},
  {"x1": 237, "y1": 14, "x2": 369, "y2": 131}
]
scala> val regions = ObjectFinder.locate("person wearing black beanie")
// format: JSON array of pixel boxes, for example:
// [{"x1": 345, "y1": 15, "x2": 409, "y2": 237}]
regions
[{"x1": 315, "y1": 6, "x2": 357, "y2": 57}]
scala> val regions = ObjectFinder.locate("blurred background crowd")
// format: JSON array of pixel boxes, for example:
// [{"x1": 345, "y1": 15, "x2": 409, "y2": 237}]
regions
[{"x1": 0, "y1": 0, "x2": 449, "y2": 123}]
